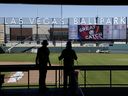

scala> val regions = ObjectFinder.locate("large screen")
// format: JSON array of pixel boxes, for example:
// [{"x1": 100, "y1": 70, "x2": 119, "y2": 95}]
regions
[
  {"x1": 68, "y1": 24, "x2": 126, "y2": 40},
  {"x1": 78, "y1": 25, "x2": 103, "y2": 40}
]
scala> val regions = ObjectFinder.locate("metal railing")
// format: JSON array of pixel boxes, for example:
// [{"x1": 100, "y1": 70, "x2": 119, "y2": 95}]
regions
[{"x1": 0, "y1": 65, "x2": 128, "y2": 88}]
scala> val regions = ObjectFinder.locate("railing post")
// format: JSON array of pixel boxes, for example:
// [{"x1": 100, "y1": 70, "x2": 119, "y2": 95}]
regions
[
  {"x1": 55, "y1": 70, "x2": 57, "y2": 88},
  {"x1": 110, "y1": 69, "x2": 112, "y2": 87},
  {"x1": 59, "y1": 69, "x2": 61, "y2": 88},
  {"x1": 28, "y1": 70, "x2": 30, "y2": 89},
  {"x1": 84, "y1": 70, "x2": 86, "y2": 87}
]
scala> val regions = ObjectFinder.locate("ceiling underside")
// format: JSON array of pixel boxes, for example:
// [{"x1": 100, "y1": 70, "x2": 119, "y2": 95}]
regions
[{"x1": 0, "y1": 0, "x2": 127, "y2": 5}]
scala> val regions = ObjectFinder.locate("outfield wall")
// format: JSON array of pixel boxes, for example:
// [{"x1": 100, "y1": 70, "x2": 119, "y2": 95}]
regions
[
  {"x1": 2, "y1": 46, "x2": 108, "y2": 53},
  {"x1": 2, "y1": 44, "x2": 128, "y2": 53},
  {"x1": 109, "y1": 44, "x2": 128, "y2": 53}
]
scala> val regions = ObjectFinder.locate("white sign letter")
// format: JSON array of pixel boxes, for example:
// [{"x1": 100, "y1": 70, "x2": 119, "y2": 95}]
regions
[
  {"x1": 106, "y1": 18, "x2": 112, "y2": 25},
  {"x1": 114, "y1": 17, "x2": 119, "y2": 24},
  {"x1": 120, "y1": 17, "x2": 126, "y2": 24},
  {"x1": 80, "y1": 18, "x2": 86, "y2": 24},
  {"x1": 52, "y1": 18, "x2": 57, "y2": 24},
  {"x1": 99, "y1": 18, "x2": 104, "y2": 24},
  {"x1": 73, "y1": 18, "x2": 79, "y2": 25},
  {"x1": 11, "y1": 18, "x2": 16, "y2": 24},
  {"x1": 29, "y1": 18, "x2": 35, "y2": 24},
  {"x1": 36, "y1": 17, "x2": 41, "y2": 24},
  {"x1": 43, "y1": 18, "x2": 50, "y2": 24},
  {"x1": 19, "y1": 18, "x2": 23, "y2": 24}
]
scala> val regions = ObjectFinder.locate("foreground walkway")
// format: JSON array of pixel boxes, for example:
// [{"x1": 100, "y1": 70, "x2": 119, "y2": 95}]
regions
[
  {"x1": 1, "y1": 87, "x2": 128, "y2": 96},
  {"x1": 1, "y1": 88, "x2": 78, "y2": 96}
]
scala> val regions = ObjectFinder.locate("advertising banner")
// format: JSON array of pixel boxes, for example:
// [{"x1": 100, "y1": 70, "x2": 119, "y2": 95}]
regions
[
  {"x1": 103, "y1": 25, "x2": 126, "y2": 39},
  {"x1": 68, "y1": 25, "x2": 78, "y2": 39}
]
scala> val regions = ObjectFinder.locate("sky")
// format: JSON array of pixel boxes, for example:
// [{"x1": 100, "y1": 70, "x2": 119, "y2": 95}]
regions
[{"x1": 0, "y1": 4, "x2": 128, "y2": 18}]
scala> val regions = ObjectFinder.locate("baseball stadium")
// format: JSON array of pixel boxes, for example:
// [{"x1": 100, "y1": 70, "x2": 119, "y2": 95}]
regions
[{"x1": 1, "y1": 5, "x2": 128, "y2": 96}]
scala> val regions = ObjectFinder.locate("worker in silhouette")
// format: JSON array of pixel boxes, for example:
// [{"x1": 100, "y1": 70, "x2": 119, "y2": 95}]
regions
[
  {"x1": 36, "y1": 40, "x2": 51, "y2": 95},
  {"x1": 59, "y1": 41, "x2": 78, "y2": 96}
]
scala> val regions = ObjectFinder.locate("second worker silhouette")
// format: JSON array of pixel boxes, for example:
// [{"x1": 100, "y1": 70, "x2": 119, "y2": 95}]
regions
[{"x1": 59, "y1": 41, "x2": 78, "y2": 96}]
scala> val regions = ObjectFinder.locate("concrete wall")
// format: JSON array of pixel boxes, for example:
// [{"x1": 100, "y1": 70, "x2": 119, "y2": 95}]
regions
[
  {"x1": 3, "y1": 44, "x2": 128, "y2": 53},
  {"x1": 109, "y1": 44, "x2": 128, "y2": 53},
  {"x1": 3, "y1": 46, "x2": 109, "y2": 53}
]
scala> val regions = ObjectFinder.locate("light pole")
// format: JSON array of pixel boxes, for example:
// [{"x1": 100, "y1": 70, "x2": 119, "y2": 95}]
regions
[
  {"x1": 20, "y1": 20, "x2": 22, "y2": 42},
  {"x1": 96, "y1": 16, "x2": 98, "y2": 24},
  {"x1": 4, "y1": 17, "x2": 7, "y2": 43},
  {"x1": 36, "y1": 17, "x2": 39, "y2": 43}
]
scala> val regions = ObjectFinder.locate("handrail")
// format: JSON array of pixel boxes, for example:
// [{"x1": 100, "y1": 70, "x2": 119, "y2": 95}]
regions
[
  {"x1": 5, "y1": 36, "x2": 32, "y2": 53},
  {"x1": 0, "y1": 65, "x2": 128, "y2": 71}
]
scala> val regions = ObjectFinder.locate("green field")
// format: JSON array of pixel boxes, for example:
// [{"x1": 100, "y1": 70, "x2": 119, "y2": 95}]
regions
[
  {"x1": 1, "y1": 53, "x2": 128, "y2": 87},
  {"x1": 1, "y1": 53, "x2": 128, "y2": 65}
]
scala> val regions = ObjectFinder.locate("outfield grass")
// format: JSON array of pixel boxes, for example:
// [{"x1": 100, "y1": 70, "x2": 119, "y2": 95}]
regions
[
  {"x1": 0, "y1": 53, "x2": 128, "y2": 65},
  {"x1": 0, "y1": 53, "x2": 36, "y2": 62},
  {"x1": 1, "y1": 53, "x2": 128, "y2": 87}
]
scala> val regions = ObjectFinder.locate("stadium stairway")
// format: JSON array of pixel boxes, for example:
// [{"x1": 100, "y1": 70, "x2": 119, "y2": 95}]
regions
[
  {"x1": 22, "y1": 46, "x2": 35, "y2": 53},
  {"x1": 0, "y1": 46, "x2": 5, "y2": 53}
]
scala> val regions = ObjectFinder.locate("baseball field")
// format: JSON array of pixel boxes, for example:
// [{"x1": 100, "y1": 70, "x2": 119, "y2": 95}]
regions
[
  {"x1": 1, "y1": 53, "x2": 128, "y2": 65},
  {"x1": 0, "y1": 53, "x2": 128, "y2": 87}
]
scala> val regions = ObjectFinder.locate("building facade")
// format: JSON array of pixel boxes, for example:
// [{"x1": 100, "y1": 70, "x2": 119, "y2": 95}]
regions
[{"x1": 0, "y1": 17, "x2": 128, "y2": 44}]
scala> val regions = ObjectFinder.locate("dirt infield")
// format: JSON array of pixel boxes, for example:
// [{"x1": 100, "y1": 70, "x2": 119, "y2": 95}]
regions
[
  {"x1": 0, "y1": 62, "x2": 35, "y2": 65},
  {"x1": 0, "y1": 62, "x2": 63, "y2": 85}
]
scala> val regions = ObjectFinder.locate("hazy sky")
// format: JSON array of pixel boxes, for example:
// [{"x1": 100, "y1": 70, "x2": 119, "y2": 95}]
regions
[{"x1": 0, "y1": 4, "x2": 128, "y2": 18}]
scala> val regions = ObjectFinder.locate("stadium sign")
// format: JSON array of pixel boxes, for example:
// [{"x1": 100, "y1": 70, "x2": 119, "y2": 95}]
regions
[{"x1": 1, "y1": 17, "x2": 127, "y2": 25}]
